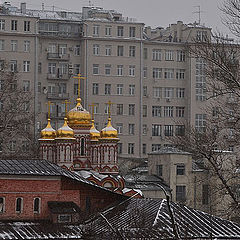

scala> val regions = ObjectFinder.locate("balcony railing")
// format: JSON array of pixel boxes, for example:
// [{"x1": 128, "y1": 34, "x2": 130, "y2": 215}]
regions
[
  {"x1": 47, "y1": 92, "x2": 69, "y2": 99},
  {"x1": 47, "y1": 73, "x2": 69, "y2": 80},
  {"x1": 47, "y1": 53, "x2": 70, "y2": 61}
]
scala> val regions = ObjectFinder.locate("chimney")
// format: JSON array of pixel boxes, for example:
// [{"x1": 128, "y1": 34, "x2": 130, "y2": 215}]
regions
[{"x1": 20, "y1": 2, "x2": 26, "y2": 14}]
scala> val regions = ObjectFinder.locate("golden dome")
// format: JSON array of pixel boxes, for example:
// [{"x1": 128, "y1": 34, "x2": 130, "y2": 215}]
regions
[
  {"x1": 56, "y1": 118, "x2": 75, "y2": 139},
  {"x1": 40, "y1": 118, "x2": 56, "y2": 140},
  {"x1": 100, "y1": 117, "x2": 119, "y2": 139},
  {"x1": 90, "y1": 120, "x2": 100, "y2": 141},
  {"x1": 67, "y1": 98, "x2": 91, "y2": 127}
]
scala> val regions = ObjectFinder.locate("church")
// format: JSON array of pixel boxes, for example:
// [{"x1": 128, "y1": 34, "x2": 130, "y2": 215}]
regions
[{"x1": 38, "y1": 74, "x2": 129, "y2": 192}]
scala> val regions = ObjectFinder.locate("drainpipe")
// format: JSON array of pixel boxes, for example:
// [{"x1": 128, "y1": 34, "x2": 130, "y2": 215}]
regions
[{"x1": 139, "y1": 26, "x2": 143, "y2": 158}]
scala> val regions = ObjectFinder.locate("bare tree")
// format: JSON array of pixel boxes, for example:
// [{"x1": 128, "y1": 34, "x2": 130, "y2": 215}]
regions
[{"x1": 0, "y1": 65, "x2": 39, "y2": 159}]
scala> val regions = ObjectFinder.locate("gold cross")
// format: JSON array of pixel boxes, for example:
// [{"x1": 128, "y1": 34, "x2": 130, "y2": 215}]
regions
[
  {"x1": 89, "y1": 103, "x2": 96, "y2": 120},
  {"x1": 63, "y1": 100, "x2": 71, "y2": 117},
  {"x1": 46, "y1": 101, "x2": 53, "y2": 119},
  {"x1": 73, "y1": 73, "x2": 86, "y2": 98},
  {"x1": 107, "y1": 100, "x2": 114, "y2": 118}
]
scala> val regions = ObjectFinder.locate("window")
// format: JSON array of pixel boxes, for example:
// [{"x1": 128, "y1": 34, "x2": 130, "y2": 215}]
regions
[
  {"x1": 164, "y1": 106, "x2": 173, "y2": 117},
  {"x1": 59, "y1": 63, "x2": 68, "y2": 75},
  {"x1": 116, "y1": 123, "x2": 123, "y2": 134},
  {"x1": 117, "y1": 46, "x2": 124, "y2": 56},
  {"x1": 104, "y1": 104, "x2": 109, "y2": 114},
  {"x1": 176, "y1": 69, "x2": 185, "y2": 79},
  {"x1": 105, "y1": 64, "x2": 111, "y2": 75},
  {"x1": 143, "y1": 124, "x2": 147, "y2": 135},
  {"x1": 164, "y1": 68, "x2": 174, "y2": 79},
  {"x1": 22, "y1": 140, "x2": 29, "y2": 152},
  {"x1": 105, "y1": 25, "x2": 112, "y2": 36},
  {"x1": 0, "y1": 40, "x2": 4, "y2": 51},
  {"x1": 93, "y1": 25, "x2": 100, "y2": 36},
  {"x1": 16, "y1": 197, "x2": 23, "y2": 213},
  {"x1": 59, "y1": 44, "x2": 67, "y2": 55},
  {"x1": 143, "y1": 67, "x2": 147, "y2": 78},
  {"x1": 48, "y1": 63, "x2": 56, "y2": 74},
  {"x1": 176, "y1": 107, "x2": 185, "y2": 117},
  {"x1": 58, "y1": 215, "x2": 71, "y2": 223},
  {"x1": 175, "y1": 125, "x2": 185, "y2": 136},
  {"x1": 129, "y1": 104, "x2": 135, "y2": 115},
  {"x1": 117, "y1": 65, "x2": 123, "y2": 76},
  {"x1": 10, "y1": 60, "x2": 17, "y2": 72},
  {"x1": 11, "y1": 20, "x2": 17, "y2": 31},
  {"x1": 93, "y1": 64, "x2": 99, "y2": 75},
  {"x1": 0, "y1": 20, "x2": 5, "y2": 30},
  {"x1": 164, "y1": 88, "x2": 173, "y2": 99},
  {"x1": 117, "y1": 26, "x2": 124, "y2": 37},
  {"x1": 142, "y1": 144, "x2": 147, "y2": 154},
  {"x1": 92, "y1": 83, "x2": 99, "y2": 95},
  {"x1": 105, "y1": 84, "x2": 111, "y2": 95},
  {"x1": 24, "y1": 101, "x2": 30, "y2": 112},
  {"x1": 195, "y1": 114, "x2": 206, "y2": 132},
  {"x1": 196, "y1": 58, "x2": 206, "y2": 101},
  {"x1": 117, "y1": 104, "x2": 123, "y2": 115},
  {"x1": 23, "y1": 81, "x2": 30, "y2": 92},
  {"x1": 105, "y1": 45, "x2": 112, "y2": 56},
  {"x1": 177, "y1": 50, "x2": 185, "y2": 62},
  {"x1": 11, "y1": 40, "x2": 18, "y2": 51},
  {"x1": 164, "y1": 125, "x2": 173, "y2": 136},
  {"x1": 143, "y1": 86, "x2": 147, "y2": 96},
  {"x1": 165, "y1": 50, "x2": 174, "y2": 61},
  {"x1": 0, "y1": 197, "x2": 5, "y2": 213},
  {"x1": 0, "y1": 101, "x2": 3, "y2": 111},
  {"x1": 176, "y1": 164, "x2": 185, "y2": 175},
  {"x1": 152, "y1": 124, "x2": 161, "y2": 136},
  {"x1": 33, "y1": 198, "x2": 40, "y2": 213},
  {"x1": 129, "y1": 27, "x2": 136, "y2": 37},
  {"x1": 74, "y1": 45, "x2": 80, "y2": 55},
  {"x1": 129, "y1": 124, "x2": 135, "y2": 135},
  {"x1": 48, "y1": 43, "x2": 57, "y2": 53},
  {"x1": 153, "y1": 87, "x2": 161, "y2": 98},
  {"x1": 152, "y1": 106, "x2": 161, "y2": 117},
  {"x1": 93, "y1": 44, "x2": 99, "y2": 55},
  {"x1": 129, "y1": 85, "x2": 135, "y2": 95},
  {"x1": 152, "y1": 49, "x2": 161, "y2": 61},
  {"x1": 196, "y1": 31, "x2": 208, "y2": 41},
  {"x1": 24, "y1": 21, "x2": 30, "y2": 32},
  {"x1": 24, "y1": 40, "x2": 30, "y2": 52},
  {"x1": 202, "y1": 185, "x2": 209, "y2": 205},
  {"x1": 128, "y1": 143, "x2": 134, "y2": 154},
  {"x1": 74, "y1": 64, "x2": 81, "y2": 75},
  {"x1": 152, "y1": 144, "x2": 161, "y2": 152},
  {"x1": 129, "y1": 46, "x2": 136, "y2": 57},
  {"x1": 156, "y1": 165, "x2": 162, "y2": 176},
  {"x1": 176, "y1": 88, "x2": 185, "y2": 98},
  {"x1": 0, "y1": 80, "x2": 3, "y2": 91},
  {"x1": 129, "y1": 65, "x2": 135, "y2": 76},
  {"x1": 143, "y1": 105, "x2": 147, "y2": 117},
  {"x1": 94, "y1": 104, "x2": 99, "y2": 114},
  {"x1": 143, "y1": 48, "x2": 148, "y2": 59},
  {"x1": 153, "y1": 68, "x2": 162, "y2": 79},
  {"x1": 176, "y1": 186, "x2": 186, "y2": 202},
  {"x1": 118, "y1": 143, "x2": 123, "y2": 154},
  {"x1": 117, "y1": 84, "x2": 123, "y2": 95},
  {"x1": 23, "y1": 61, "x2": 30, "y2": 72}
]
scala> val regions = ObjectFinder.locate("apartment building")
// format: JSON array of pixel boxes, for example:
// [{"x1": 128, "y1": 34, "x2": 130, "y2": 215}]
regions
[{"x1": 0, "y1": 2, "x2": 211, "y2": 159}]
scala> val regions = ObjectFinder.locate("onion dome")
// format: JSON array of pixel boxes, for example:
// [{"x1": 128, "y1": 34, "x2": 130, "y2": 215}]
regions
[
  {"x1": 100, "y1": 117, "x2": 119, "y2": 139},
  {"x1": 67, "y1": 98, "x2": 91, "y2": 127},
  {"x1": 40, "y1": 118, "x2": 56, "y2": 140},
  {"x1": 90, "y1": 120, "x2": 100, "y2": 141},
  {"x1": 56, "y1": 117, "x2": 75, "y2": 139}
]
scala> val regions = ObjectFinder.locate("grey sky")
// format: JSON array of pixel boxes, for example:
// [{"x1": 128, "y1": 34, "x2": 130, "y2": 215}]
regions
[{"x1": 11, "y1": 0, "x2": 231, "y2": 35}]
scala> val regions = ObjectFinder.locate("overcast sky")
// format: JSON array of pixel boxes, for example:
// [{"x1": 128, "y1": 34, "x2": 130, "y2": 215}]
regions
[{"x1": 10, "y1": 0, "x2": 231, "y2": 35}]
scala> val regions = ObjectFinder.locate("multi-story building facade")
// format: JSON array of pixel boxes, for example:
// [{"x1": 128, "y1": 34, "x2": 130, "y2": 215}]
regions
[{"x1": 0, "y1": 2, "x2": 211, "y2": 159}]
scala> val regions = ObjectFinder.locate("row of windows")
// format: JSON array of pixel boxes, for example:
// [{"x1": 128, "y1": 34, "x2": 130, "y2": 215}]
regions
[
  {"x1": 92, "y1": 25, "x2": 136, "y2": 38},
  {"x1": 0, "y1": 39, "x2": 30, "y2": 52},
  {"x1": 156, "y1": 164, "x2": 185, "y2": 176},
  {"x1": 0, "y1": 60, "x2": 31, "y2": 72},
  {"x1": 0, "y1": 19, "x2": 31, "y2": 32},
  {"x1": 47, "y1": 43, "x2": 80, "y2": 56},
  {"x1": 92, "y1": 64, "x2": 136, "y2": 76},
  {"x1": 0, "y1": 80, "x2": 30, "y2": 92},
  {"x1": 0, "y1": 197, "x2": 40, "y2": 214}
]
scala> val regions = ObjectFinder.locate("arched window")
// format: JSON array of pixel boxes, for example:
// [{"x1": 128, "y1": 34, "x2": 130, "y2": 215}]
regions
[
  {"x1": 33, "y1": 198, "x2": 40, "y2": 213},
  {"x1": 16, "y1": 197, "x2": 23, "y2": 213},
  {"x1": 80, "y1": 138, "x2": 85, "y2": 156}
]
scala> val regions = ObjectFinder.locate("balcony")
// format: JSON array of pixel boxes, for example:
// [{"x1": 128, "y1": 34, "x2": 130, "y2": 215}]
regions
[
  {"x1": 47, "y1": 53, "x2": 70, "y2": 61},
  {"x1": 47, "y1": 92, "x2": 69, "y2": 100},
  {"x1": 47, "y1": 73, "x2": 69, "y2": 80}
]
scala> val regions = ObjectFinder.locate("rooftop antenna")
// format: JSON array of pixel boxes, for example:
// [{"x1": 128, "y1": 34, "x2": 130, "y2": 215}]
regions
[
  {"x1": 193, "y1": 5, "x2": 203, "y2": 25},
  {"x1": 52, "y1": 5, "x2": 55, "y2": 12},
  {"x1": 89, "y1": 0, "x2": 94, "y2": 6},
  {"x1": 41, "y1": 3, "x2": 44, "y2": 11}
]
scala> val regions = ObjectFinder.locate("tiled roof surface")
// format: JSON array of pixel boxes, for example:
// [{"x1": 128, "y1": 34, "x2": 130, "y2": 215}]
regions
[{"x1": 87, "y1": 198, "x2": 240, "y2": 239}]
